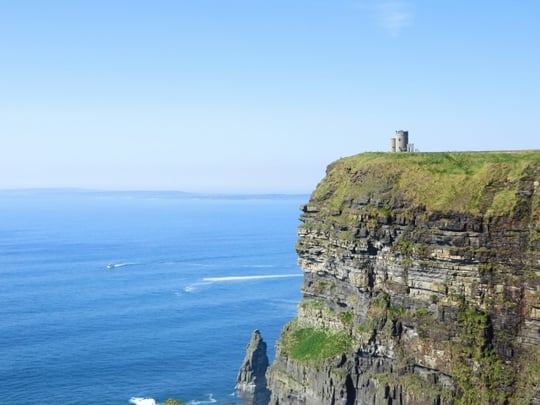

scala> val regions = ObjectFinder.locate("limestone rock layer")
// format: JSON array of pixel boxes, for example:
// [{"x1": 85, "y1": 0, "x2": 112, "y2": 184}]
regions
[{"x1": 266, "y1": 152, "x2": 540, "y2": 405}]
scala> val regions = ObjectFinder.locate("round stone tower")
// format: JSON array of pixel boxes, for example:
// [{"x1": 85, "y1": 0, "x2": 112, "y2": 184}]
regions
[
  {"x1": 390, "y1": 138, "x2": 396, "y2": 152},
  {"x1": 396, "y1": 130, "x2": 408, "y2": 152}
]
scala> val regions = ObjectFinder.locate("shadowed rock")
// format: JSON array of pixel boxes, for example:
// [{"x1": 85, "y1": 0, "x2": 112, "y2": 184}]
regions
[{"x1": 235, "y1": 330, "x2": 270, "y2": 405}]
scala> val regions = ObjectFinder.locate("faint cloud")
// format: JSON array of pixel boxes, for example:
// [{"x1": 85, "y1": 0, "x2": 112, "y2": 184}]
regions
[
  {"x1": 354, "y1": 1, "x2": 414, "y2": 36},
  {"x1": 377, "y1": 1, "x2": 413, "y2": 35}
]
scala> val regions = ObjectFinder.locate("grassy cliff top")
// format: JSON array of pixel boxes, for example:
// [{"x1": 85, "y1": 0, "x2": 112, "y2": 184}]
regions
[{"x1": 311, "y1": 151, "x2": 540, "y2": 218}]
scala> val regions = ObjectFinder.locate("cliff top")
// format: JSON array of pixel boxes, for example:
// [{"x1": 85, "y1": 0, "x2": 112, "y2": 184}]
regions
[{"x1": 311, "y1": 151, "x2": 540, "y2": 219}]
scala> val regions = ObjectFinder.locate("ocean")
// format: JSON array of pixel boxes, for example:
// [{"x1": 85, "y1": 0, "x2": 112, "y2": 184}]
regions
[{"x1": 0, "y1": 190, "x2": 306, "y2": 405}]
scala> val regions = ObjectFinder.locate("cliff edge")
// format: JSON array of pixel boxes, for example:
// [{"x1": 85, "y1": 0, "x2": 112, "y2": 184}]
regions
[{"x1": 266, "y1": 151, "x2": 540, "y2": 404}]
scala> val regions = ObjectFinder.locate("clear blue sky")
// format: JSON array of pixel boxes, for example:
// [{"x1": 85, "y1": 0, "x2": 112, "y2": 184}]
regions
[{"x1": 1, "y1": 1, "x2": 539, "y2": 193}]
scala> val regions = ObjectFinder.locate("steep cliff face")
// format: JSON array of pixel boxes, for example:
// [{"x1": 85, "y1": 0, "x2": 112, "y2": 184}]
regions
[{"x1": 266, "y1": 152, "x2": 540, "y2": 405}]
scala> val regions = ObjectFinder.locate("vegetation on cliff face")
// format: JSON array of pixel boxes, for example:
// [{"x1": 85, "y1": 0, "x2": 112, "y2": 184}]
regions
[
  {"x1": 312, "y1": 151, "x2": 540, "y2": 217},
  {"x1": 268, "y1": 151, "x2": 540, "y2": 405},
  {"x1": 279, "y1": 319, "x2": 352, "y2": 363},
  {"x1": 450, "y1": 302, "x2": 512, "y2": 405}
]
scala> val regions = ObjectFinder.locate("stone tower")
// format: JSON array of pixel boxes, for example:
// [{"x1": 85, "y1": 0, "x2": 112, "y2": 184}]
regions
[
  {"x1": 390, "y1": 130, "x2": 414, "y2": 152},
  {"x1": 396, "y1": 130, "x2": 408, "y2": 152}
]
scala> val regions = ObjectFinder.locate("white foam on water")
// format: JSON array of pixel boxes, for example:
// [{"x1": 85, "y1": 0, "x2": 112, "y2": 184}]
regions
[
  {"x1": 187, "y1": 393, "x2": 217, "y2": 404},
  {"x1": 106, "y1": 262, "x2": 137, "y2": 269},
  {"x1": 181, "y1": 274, "x2": 302, "y2": 293},
  {"x1": 181, "y1": 281, "x2": 208, "y2": 293},
  {"x1": 184, "y1": 285, "x2": 197, "y2": 293},
  {"x1": 129, "y1": 397, "x2": 156, "y2": 405},
  {"x1": 203, "y1": 274, "x2": 302, "y2": 282}
]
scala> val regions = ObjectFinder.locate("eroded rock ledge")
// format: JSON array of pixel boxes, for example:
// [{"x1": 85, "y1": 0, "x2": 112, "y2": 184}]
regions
[{"x1": 264, "y1": 152, "x2": 540, "y2": 405}]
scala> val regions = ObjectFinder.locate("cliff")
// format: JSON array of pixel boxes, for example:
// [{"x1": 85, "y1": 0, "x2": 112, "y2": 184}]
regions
[{"x1": 265, "y1": 151, "x2": 540, "y2": 404}]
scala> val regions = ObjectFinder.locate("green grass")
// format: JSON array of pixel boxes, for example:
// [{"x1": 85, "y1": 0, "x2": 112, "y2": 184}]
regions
[
  {"x1": 281, "y1": 320, "x2": 352, "y2": 363},
  {"x1": 299, "y1": 299, "x2": 332, "y2": 312},
  {"x1": 372, "y1": 373, "x2": 455, "y2": 402},
  {"x1": 447, "y1": 303, "x2": 513, "y2": 405},
  {"x1": 311, "y1": 151, "x2": 540, "y2": 216},
  {"x1": 339, "y1": 311, "x2": 353, "y2": 325}
]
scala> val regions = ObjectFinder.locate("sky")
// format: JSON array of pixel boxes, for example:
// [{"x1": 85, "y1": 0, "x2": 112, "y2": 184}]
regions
[{"x1": 1, "y1": 1, "x2": 539, "y2": 193}]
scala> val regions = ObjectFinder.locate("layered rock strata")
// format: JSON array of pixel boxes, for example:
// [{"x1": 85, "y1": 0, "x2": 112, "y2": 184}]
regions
[
  {"x1": 266, "y1": 152, "x2": 540, "y2": 404},
  {"x1": 236, "y1": 330, "x2": 271, "y2": 405}
]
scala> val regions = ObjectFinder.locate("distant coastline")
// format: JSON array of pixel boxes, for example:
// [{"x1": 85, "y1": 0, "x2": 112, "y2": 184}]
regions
[{"x1": 0, "y1": 188, "x2": 310, "y2": 201}]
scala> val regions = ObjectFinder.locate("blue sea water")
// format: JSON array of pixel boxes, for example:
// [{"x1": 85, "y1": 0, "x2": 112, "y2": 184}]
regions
[{"x1": 0, "y1": 190, "x2": 306, "y2": 405}]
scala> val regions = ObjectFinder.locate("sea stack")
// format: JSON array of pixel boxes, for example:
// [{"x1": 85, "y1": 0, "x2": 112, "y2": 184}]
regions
[{"x1": 235, "y1": 330, "x2": 271, "y2": 405}]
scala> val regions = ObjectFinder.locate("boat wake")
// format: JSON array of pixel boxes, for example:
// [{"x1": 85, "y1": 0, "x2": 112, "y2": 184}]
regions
[
  {"x1": 180, "y1": 274, "x2": 302, "y2": 294},
  {"x1": 184, "y1": 285, "x2": 197, "y2": 293},
  {"x1": 203, "y1": 274, "x2": 302, "y2": 282},
  {"x1": 106, "y1": 262, "x2": 137, "y2": 269}
]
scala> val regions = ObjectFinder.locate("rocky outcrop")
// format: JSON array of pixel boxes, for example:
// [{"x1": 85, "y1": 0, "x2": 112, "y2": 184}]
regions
[
  {"x1": 265, "y1": 152, "x2": 540, "y2": 404},
  {"x1": 236, "y1": 330, "x2": 271, "y2": 405}
]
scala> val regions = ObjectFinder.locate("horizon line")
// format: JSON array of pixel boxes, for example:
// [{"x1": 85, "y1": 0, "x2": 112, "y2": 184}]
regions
[{"x1": 0, "y1": 187, "x2": 311, "y2": 196}]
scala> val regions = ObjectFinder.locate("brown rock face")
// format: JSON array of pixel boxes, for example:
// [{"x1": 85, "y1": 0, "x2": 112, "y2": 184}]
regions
[{"x1": 266, "y1": 152, "x2": 540, "y2": 405}]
